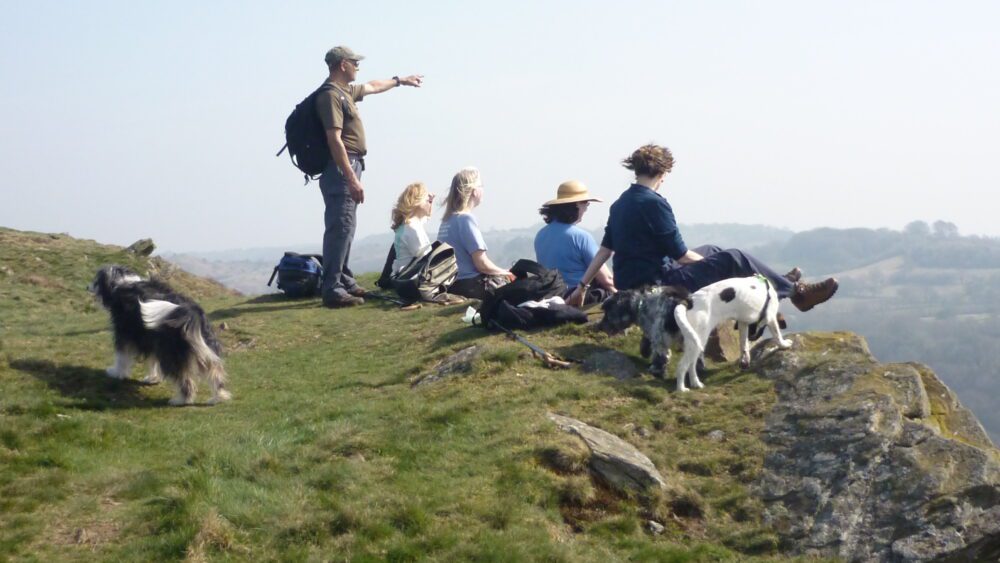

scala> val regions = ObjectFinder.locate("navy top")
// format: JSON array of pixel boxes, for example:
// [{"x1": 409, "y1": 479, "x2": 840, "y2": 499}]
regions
[{"x1": 600, "y1": 183, "x2": 688, "y2": 290}]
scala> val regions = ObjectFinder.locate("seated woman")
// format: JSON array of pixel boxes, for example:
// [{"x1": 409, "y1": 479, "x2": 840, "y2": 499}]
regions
[
  {"x1": 390, "y1": 182, "x2": 434, "y2": 274},
  {"x1": 534, "y1": 180, "x2": 615, "y2": 304},
  {"x1": 568, "y1": 143, "x2": 838, "y2": 312},
  {"x1": 437, "y1": 167, "x2": 513, "y2": 300}
]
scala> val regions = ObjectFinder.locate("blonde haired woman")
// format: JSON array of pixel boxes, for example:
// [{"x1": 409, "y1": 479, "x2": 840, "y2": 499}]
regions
[
  {"x1": 437, "y1": 167, "x2": 512, "y2": 299},
  {"x1": 390, "y1": 182, "x2": 434, "y2": 274}
]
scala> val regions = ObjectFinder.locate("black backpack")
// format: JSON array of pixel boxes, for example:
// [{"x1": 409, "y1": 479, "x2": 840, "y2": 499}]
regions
[
  {"x1": 267, "y1": 252, "x2": 323, "y2": 297},
  {"x1": 476, "y1": 259, "x2": 567, "y2": 328},
  {"x1": 275, "y1": 83, "x2": 348, "y2": 183}
]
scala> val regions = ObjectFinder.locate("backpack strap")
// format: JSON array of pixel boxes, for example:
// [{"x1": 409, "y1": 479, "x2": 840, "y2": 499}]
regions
[
  {"x1": 376, "y1": 243, "x2": 397, "y2": 289},
  {"x1": 510, "y1": 259, "x2": 547, "y2": 279}
]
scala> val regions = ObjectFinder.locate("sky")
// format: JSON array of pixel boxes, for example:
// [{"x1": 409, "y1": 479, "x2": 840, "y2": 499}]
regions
[{"x1": 2, "y1": 1, "x2": 998, "y2": 253}]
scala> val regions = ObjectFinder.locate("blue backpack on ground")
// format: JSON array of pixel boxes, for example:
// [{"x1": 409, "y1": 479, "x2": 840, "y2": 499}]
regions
[{"x1": 268, "y1": 252, "x2": 323, "y2": 297}]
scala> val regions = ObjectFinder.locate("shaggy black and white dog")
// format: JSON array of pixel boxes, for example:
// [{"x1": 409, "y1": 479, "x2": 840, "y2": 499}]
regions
[
  {"x1": 89, "y1": 265, "x2": 230, "y2": 406},
  {"x1": 597, "y1": 285, "x2": 693, "y2": 377}
]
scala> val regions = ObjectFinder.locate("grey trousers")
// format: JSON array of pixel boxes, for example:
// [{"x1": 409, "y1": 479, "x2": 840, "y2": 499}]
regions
[{"x1": 319, "y1": 157, "x2": 363, "y2": 298}]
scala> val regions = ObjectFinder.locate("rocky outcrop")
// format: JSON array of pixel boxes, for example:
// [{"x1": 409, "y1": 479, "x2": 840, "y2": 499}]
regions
[
  {"x1": 410, "y1": 345, "x2": 484, "y2": 387},
  {"x1": 753, "y1": 332, "x2": 1000, "y2": 562},
  {"x1": 548, "y1": 413, "x2": 667, "y2": 494}
]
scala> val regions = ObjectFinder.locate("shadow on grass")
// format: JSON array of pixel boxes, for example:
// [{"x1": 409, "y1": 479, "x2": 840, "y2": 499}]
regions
[
  {"x1": 10, "y1": 358, "x2": 167, "y2": 410},
  {"x1": 551, "y1": 342, "x2": 715, "y2": 393},
  {"x1": 551, "y1": 341, "x2": 617, "y2": 364},
  {"x1": 59, "y1": 327, "x2": 108, "y2": 337},
  {"x1": 432, "y1": 324, "x2": 490, "y2": 349},
  {"x1": 211, "y1": 298, "x2": 319, "y2": 320}
]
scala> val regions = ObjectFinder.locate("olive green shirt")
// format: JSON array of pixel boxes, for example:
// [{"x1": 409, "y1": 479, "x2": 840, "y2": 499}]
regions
[{"x1": 316, "y1": 82, "x2": 366, "y2": 156}]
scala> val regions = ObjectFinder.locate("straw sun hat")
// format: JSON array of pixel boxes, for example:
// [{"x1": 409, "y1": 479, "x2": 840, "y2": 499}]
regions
[{"x1": 543, "y1": 180, "x2": 603, "y2": 206}]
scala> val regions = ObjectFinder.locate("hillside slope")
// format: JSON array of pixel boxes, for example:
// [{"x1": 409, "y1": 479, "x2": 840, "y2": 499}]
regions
[{"x1": 2, "y1": 227, "x2": 997, "y2": 561}]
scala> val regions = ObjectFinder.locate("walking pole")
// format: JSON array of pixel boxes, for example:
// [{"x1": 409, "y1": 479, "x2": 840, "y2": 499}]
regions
[
  {"x1": 365, "y1": 292, "x2": 409, "y2": 306},
  {"x1": 487, "y1": 320, "x2": 574, "y2": 369}
]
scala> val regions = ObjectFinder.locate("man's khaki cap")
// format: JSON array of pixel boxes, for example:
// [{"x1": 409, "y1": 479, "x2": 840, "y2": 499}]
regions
[
  {"x1": 543, "y1": 180, "x2": 603, "y2": 206},
  {"x1": 325, "y1": 46, "x2": 365, "y2": 66}
]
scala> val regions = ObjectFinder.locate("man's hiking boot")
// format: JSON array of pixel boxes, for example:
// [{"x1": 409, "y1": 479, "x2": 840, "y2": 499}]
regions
[
  {"x1": 347, "y1": 286, "x2": 367, "y2": 298},
  {"x1": 323, "y1": 294, "x2": 364, "y2": 308},
  {"x1": 784, "y1": 267, "x2": 802, "y2": 283},
  {"x1": 790, "y1": 278, "x2": 839, "y2": 312}
]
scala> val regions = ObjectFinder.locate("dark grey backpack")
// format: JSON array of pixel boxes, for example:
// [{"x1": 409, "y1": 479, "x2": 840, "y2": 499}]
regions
[{"x1": 388, "y1": 242, "x2": 458, "y2": 302}]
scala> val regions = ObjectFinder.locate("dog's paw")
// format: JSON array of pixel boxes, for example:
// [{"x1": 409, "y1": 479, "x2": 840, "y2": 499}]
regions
[
  {"x1": 106, "y1": 368, "x2": 127, "y2": 379},
  {"x1": 692, "y1": 380, "x2": 705, "y2": 389},
  {"x1": 778, "y1": 338, "x2": 793, "y2": 349},
  {"x1": 208, "y1": 390, "x2": 232, "y2": 405},
  {"x1": 140, "y1": 374, "x2": 162, "y2": 385},
  {"x1": 676, "y1": 385, "x2": 690, "y2": 393},
  {"x1": 738, "y1": 356, "x2": 751, "y2": 370},
  {"x1": 168, "y1": 396, "x2": 194, "y2": 406}
]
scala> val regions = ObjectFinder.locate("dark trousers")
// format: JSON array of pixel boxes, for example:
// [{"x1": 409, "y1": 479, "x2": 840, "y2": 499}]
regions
[
  {"x1": 659, "y1": 244, "x2": 794, "y2": 298},
  {"x1": 449, "y1": 274, "x2": 510, "y2": 301},
  {"x1": 319, "y1": 157, "x2": 363, "y2": 299}
]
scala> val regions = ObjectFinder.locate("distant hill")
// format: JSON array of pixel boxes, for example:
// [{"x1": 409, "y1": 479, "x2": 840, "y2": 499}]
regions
[{"x1": 163, "y1": 222, "x2": 794, "y2": 296}]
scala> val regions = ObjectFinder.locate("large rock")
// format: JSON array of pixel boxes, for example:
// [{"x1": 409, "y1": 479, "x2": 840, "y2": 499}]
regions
[
  {"x1": 753, "y1": 332, "x2": 1000, "y2": 562},
  {"x1": 411, "y1": 345, "x2": 484, "y2": 387},
  {"x1": 703, "y1": 326, "x2": 740, "y2": 362},
  {"x1": 125, "y1": 238, "x2": 155, "y2": 256},
  {"x1": 548, "y1": 412, "x2": 667, "y2": 494},
  {"x1": 581, "y1": 349, "x2": 639, "y2": 380}
]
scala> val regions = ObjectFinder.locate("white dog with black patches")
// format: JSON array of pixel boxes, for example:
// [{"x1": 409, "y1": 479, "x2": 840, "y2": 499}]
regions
[
  {"x1": 673, "y1": 275, "x2": 792, "y2": 392},
  {"x1": 89, "y1": 265, "x2": 231, "y2": 406}
]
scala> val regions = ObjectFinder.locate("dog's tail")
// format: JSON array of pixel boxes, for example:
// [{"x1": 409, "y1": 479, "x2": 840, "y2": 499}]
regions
[
  {"x1": 140, "y1": 299, "x2": 225, "y2": 366},
  {"x1": 140, "y1": 299, "x2": 230, "y2": 402},
  {"x1": 673, "y1": 303, "x2": 704, "y2": 353}
]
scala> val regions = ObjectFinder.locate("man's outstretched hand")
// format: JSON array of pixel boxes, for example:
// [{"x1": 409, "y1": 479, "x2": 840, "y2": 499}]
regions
[{"x1": 399, "y1": 74, "x2": 424, "y2": 87}]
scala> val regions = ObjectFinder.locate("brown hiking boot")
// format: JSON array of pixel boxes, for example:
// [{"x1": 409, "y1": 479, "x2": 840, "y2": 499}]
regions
[
  {"x1": 323, "y1": 294, "x2": 364, "y2": 308},
  {"x1": 347, "y1": 286, "x2": 367, "y2": 297},
  {"x1": 790, "y1": 278, "x2": 839, "y2": 312},
  {"x1": 784, "y1": 267, "x2": 802, "y2": 283}
]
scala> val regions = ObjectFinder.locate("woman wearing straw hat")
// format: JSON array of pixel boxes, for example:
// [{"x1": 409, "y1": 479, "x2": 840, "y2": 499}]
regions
[
  {"x1": 534, "y1": 180, "x2": 615, "y2": 304},
  {"x1": 437, "y1": 167, "x2": 514, "y2": 300}
]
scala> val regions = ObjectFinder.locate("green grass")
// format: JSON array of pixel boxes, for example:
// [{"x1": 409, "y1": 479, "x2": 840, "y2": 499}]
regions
[{"x1": 0, "y1": 227, "x2": 828, "y2": 561}]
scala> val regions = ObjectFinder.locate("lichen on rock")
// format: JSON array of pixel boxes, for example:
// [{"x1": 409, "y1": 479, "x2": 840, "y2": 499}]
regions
[{"x1": 752, "y1": 332, "x2": 1000, "y2": 562}]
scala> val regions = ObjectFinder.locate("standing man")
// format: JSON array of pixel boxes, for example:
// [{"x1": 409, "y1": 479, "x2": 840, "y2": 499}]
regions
[{"x1": 317, "y1": 45, "x2": 423, "y2": 308}]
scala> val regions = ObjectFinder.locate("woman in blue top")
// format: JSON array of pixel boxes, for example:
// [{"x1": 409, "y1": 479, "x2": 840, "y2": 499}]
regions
[
  {"x1": 534, "y1": 180, "x2": 615, "y2": 303},
  {"x1": 568, "y1": 144, "x2": 838, "y2": 312},
  {"x1": 437, "y1": 167, "x2": 513, "y2": 300}
]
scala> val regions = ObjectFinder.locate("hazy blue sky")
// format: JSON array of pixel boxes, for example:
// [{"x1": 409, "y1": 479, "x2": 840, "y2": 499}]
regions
[{"x1": 2, "y1": 1, "x2": 998, "y2": 252}]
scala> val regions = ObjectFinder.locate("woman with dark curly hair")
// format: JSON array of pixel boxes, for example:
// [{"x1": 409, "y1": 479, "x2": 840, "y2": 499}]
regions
[
  {"x1": 568, "y1": 144, "x2": 838, "y2": 312},
  {"x1": 534, "y1": 180, "x2": 615, "y2": 303}
]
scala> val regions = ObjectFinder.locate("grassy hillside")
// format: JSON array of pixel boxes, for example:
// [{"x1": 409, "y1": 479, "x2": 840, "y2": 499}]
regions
[{"x1": 1, "y1": 227, "x2": 823, "y2": 561}]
